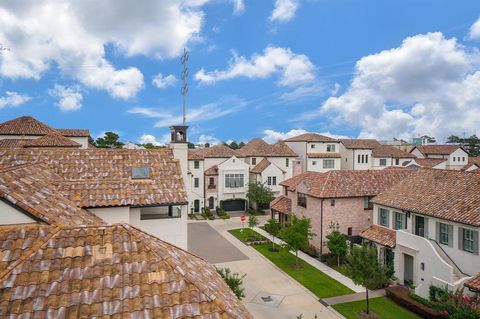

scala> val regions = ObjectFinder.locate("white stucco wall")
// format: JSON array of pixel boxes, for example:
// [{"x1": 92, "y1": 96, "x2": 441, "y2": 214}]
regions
[
  {"x1": 0, "y1": 200, "x2": 36, "y2": 224},
  {"x1": 187, "y1": 159, "x2": 205, "y2": 213},
  {"x1": 88, "y1": 206, "x2": 130, "y2": 224},
  {"x1": 68, "y1": 136, "x2": 89, "y2": 148},
  {"x1": 410, "y1": 148, "x2": 425, "y2": 159},
  {"x1": 351, "y1": 149, "x2": 373, "y2": 170},
  {"x1": 307, "y1": 157, "x2": 341, "y2": 172},
  {"x1": 284, "y1": 141, "x2": 307, "y2": 172},
  {"x1": 268, "y1": 156, "x2": 295, "y2": 179},
  {"x1": 217, "y1": 156, "x2": 249, "y2": 202},
  {"x1": 447, "y1": 148, "x2": 469, "y2": 169},
  {"x1": 259, "y1": 162, "x2": 285, "y2": 195}
]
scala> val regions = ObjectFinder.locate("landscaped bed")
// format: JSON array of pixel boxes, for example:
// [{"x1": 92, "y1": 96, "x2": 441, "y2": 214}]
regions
[
  {"x1": 332, "y1": 297, "x2": 421, "y2": 319},
  {"x1": 229, "y1": 228, "x2": 353, "y2": 298}
]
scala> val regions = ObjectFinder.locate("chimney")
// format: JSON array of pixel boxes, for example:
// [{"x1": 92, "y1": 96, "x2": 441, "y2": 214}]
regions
[{"x1": 170, "y1": 125, "x2": 189, "y2": 184}]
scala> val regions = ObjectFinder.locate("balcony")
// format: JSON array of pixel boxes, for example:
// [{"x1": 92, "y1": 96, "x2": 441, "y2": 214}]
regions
[{"x1": 208, "y1": 184, "x2": 216, "y2": 189}]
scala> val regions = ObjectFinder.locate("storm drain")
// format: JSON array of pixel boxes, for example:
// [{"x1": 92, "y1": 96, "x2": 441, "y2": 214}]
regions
[{"x1": 251, "y1": 291, "x2": 285, "y2": 308}]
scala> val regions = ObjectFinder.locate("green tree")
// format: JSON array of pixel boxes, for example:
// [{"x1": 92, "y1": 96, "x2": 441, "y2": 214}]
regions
[
  {"x1": 88, "y1": 136, "x2": 96, "y2": 147},
  {"x1": 141, "y1": 143, "x2": 164, "y2": 149},
  {"x1": 204, "y1": 142, "x2": 211, "y2": 148},
  {"x1": 229, "y1": 141, "x2": 239, "y2": 149},
  {"x1": 421, "y1": 135, "x2": 436, "y2": 143},
  {"x1": 95, "y1": 132, "x2": 124, "y2": 148},
  {"x1": 346, "y1": 245, "x2": 391, "y2": 315},
  {"x1": 280, "y1": 214, "x2": 315, "y2": 268},
  {"x1": 238, "y1": 141, "x2": 245, "y2": 148},
  {"x1": 248, "y1": 213, "x2": 259, "y2": 229},
  {"x1": 326, "y1": 222, "x2": 348, "y2": 266},
  {"x1": 246, "y1": 182, "x2": 275, "y2": 211},
  {"x1": 215, "y1": 267, "x2": 246, "y2": 300},
  {"x1": 187, "y1": 142, "x2": 195, "y2": 149},
  {"x1": 264, "y1": 218, "x2": 280, "y2": 252}
]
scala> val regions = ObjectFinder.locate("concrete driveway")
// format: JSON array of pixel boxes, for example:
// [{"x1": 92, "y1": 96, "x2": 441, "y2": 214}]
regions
[{"x1": 187, "y1": 218, "x2": 340, "y2": 319}]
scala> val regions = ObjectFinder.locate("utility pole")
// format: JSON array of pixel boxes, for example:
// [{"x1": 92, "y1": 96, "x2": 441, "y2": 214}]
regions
[{"x1": 181, "y1": 48, "x2": 189, "y2": 125}]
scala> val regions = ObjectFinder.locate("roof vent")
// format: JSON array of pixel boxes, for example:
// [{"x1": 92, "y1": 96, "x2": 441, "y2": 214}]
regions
[
  {"x1": 132, "y1": 166, "x2": 150, "y2": 179},
  {"x1": 93, "y1": 243, "x2": 113, "y2": 261},
  {"x1": 147, "y1": 270, "x2": 167, "y2": 283}
]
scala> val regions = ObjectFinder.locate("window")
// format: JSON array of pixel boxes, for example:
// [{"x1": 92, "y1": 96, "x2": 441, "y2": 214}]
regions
[
  {"x1": 394, "y1": 212, "x2": 406, "y2": 230},
  {"x1": 453, "y1": 157, "x2": 456, "y2": 162},
  {"x1": 327, "y1": 144, "x2": 336, "y2": 152},
  {"x1": 379, "y1": 208, "x2": 389, "y2": 227},
  {"x1": 348, "y1": 227, "x2": 352, "y2": 236},
  {"x1": 209, "y1": 177, "x2": 215, "y2": 186},
  {"x1": 395, "y1": 158, "x2": 400, "y2": 165},
  {"x1": 267, "y1": 176, "x2": 272, "y2": 185},
  {"x1": 225, "y1": 174, "x2": 244, "y2": 188},
  {"x1": 297, "y1": 193, "x2": 307, "y2": 208},
  {"x1": 286, "y1": 158, "x2": 289, "y2": 167},
  {"x1": 252, "y1": 158, "x2": 256, "y2": 165},
  {"x1": 194, "y1": 178, "x2": 199, "y2": 188},
  {"x1": 330, "y1": 199, "x2": 335, "y2": 206},
  {"x1": 323, "y1": 159, "x2": 335, "y2": 169},
  {"x1": 132, "y1": 166, "x2": 150, "y2": 179},
  {"x1": 463, "y1": 157, "x2": 465, "y2": 162},
  {"x1": 463, "y1": 229, "x2": 474, "y2": 253},
  {"x1": 194, "y1": 161, "x2": 199, "y2": 169},
  {"x1": 312, "y1": 161, "x2": 317, "y2": 166},
  {"x1": 272, "y1": 176, "x2": 277, "y2": 185},
  {"x1": 310, "y1": 144, "x2": 315, "y2": 149},
  {"x1": 364, "y1": 197, "x2": 373, "y2": 210},
  {"x1": 365, "y1": 155, "x2": 368, "y2": 163},
  {"x1": 379, "y1": 158, "x2": 387, "y2": 166},
  {"x1": 439, "y1": 223, "x2": 449, "y2": 245},
  {"x1": 358, "y1": 154, "x2": 361, "y2": 163}
]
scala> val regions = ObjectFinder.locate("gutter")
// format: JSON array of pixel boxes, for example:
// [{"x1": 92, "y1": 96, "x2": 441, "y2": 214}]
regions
[{"x1": 320, "y1": 199, "x2": 324, "y2": 257}]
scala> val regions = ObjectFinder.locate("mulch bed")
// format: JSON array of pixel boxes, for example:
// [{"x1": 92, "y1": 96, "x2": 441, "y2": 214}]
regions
[
  {"x1": 386, "y1": 286, "x2": 438, "y2": 319},
  {"x1": 358, "y1": 311, "x2": 379, "y2": 319}
]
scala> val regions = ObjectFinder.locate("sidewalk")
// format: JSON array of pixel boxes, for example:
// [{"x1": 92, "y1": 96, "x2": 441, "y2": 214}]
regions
[
  {"x1": 253, "y1": 226, "x2": 365, "y2": 293},
  {"x1": 322, "y1": 289, "x2": 385, "y2": 305}
]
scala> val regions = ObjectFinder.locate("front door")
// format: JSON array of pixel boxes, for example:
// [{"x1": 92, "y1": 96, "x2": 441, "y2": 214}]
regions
[
  {"x1": 208, "y1": 197, "x2": 214, "y2": 209},
  {"x1": 194, "y1": 200, "x2": 200, "y2": 213},
  {"x1": 415, "y1": 216, "x2": 425, "y2": 237},
  {"x1": 403, "y1": 253, "x2": 414, "y2": 285}
]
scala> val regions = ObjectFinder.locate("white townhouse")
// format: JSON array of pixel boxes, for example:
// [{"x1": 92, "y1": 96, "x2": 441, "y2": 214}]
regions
[
  {"x1": 361, "y1": 169, "x2": 479, "y2": 299},
  {"x1": 371, "y1": 144, "x2": 416, "y2": 169},
  {"x1": 0, "y1": 146, "x2": 189, "y2": 249},
  {"x1": 284, "y1": 133, "x2": 341, "y2": 173},
  {"x1": 339, "y1": 139, "x2": 381, "y2": 170},
  {"x1": 410, "y1": 145, "x2": 470, "y2": 170},
  {"x1": 0, "y1": 116, "x2": 90, "y2": 148}
]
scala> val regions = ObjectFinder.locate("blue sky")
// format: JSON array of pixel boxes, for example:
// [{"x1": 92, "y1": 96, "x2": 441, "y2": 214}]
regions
[{"x1": 1, "y1": 0, "x2": 480, "y2": 145}]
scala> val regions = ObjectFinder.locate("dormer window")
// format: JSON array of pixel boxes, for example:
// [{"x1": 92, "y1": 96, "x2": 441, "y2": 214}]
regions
[{"x1": 132, "y1": 166, "x2": 150, "y2": 179}]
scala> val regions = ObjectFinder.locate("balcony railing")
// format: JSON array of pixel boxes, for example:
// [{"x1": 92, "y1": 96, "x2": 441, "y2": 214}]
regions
[{"x1": 208, "y1": 184, "x2": 216, "y2": 189}]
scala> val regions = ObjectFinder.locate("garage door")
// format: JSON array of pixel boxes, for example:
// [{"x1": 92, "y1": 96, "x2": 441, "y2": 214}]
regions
[{"x1": 222, "y1": 199, "x2": 246, "y2": 212}]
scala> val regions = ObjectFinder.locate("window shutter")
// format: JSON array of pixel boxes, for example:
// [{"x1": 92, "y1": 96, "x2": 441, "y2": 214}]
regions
[
  {"x1": 435, "y1": 222, "x2": 440, "y2": 242},
  {"x1": 458, "y1": 227, "x2": 464, "y2": 250},
  {"x1": 424, "y1": 218, "x2": 429, "y2": 238},
  {"x1": 447, "y1": 224, "x2": 453, "y2": 247},
  {"x1": 474, "y1": 230, "x2": 479, "y2": 255}
]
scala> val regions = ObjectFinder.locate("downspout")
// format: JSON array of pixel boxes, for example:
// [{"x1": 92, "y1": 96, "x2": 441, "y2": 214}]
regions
[{"x1": 320, "y1": 199, "x2": 324, "y2": 258}]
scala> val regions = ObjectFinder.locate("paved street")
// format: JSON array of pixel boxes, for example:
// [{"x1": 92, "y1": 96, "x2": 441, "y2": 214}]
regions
[{"x1": 187, "y1": 217, "x2": 341, "y2": 319}]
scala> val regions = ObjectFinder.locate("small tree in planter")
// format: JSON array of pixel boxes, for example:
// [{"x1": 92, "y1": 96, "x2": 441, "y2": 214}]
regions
[
  {"x1": 280, "y1": 214, "x2": 315, "y2": 268},
  {"x1": 326, "y1": 222, "x2": 348, "y2": 266},
  {"x1": 215, "y1": 267, "x2": 246, "y2": 300},
  {"x1": 248, "y1": 213, "x2": 259, "y2": 240},
  {"x1": 246, "y1": 181, "x2": 275, "y2": 213},
  {"x1": 346, "y1": 244, "x2": 391, "y2": 316},
  {"x1": 264, "y1": 218, "x2": 280, "y2": 252}
]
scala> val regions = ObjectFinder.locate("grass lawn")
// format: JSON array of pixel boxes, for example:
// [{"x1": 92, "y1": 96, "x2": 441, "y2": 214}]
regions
[
  {"x1": 229, "y1": 228, "x2": 353, "y2": 298},
  {"x1": 332, "y1": 264, "x2": 351, "y2": 278},
  {"x1": 333, "y1": 297, "x2": 421, "y2": 319},
  {"x1": 228, "y1": 228, "x2": 267, "y2": 242}
]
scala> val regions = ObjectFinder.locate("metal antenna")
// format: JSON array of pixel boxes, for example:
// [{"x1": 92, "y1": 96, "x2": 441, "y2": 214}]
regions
[{"x1": 181, "y1": 48, "x2": 189, "y2": 125}]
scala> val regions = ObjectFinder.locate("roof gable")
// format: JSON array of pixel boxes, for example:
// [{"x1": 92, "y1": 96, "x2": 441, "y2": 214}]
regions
[
  {"x1": 0, "y1": 116, "x2": 57, "y2": 136},
  {"x1": 413, "y1": 144, "x2": 465, "y2": 156},
  {"x1": 284, "y1": 133, "x2": 337, "y2": 142},
  {"x1": 340, "y1": 139, "x2": 381, "y2": 149},
  {"x1": 23, "y1": 132, "x2": 82, "y2": 148},
  {"x1": 372, "y1": 145, "x2": 416, "y2": 158}
]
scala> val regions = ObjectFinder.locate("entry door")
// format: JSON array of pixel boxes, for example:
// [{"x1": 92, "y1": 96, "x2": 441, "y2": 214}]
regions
[
  {"x1": 403, "y1": 254, "x2": 414, "y2": 285},
  {"x1": 208, "y1": 197, "x2": 214, "y2": 209},
  {"x1": 415, "y1": 216, "x2": 425, "y2": 237},
  {"x1": 194, "y1": 200, "x2": 200, "y2": 213}
]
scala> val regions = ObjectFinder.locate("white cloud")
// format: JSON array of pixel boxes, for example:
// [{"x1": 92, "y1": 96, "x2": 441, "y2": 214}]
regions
[
  {"x1": 49, "y1": 84, "x2": 83, "y2": 111},
  {"x1": 232, "y1": 0, "x2": 245, "y2": 14},
  {"x1": 152, "y1": 73, "x2": 177, "y2": 89},
  {"x1": 270, "y1": 0, "x2": 299, "y2": 23},
  {"x1": 280, "y1": 84, "x2": 324, "y2": 101},
  {"x1": 195, "y1": 46, "x2": 315, "y2": 86},
  {"x1": 197, "y1": 134, "x2": 220, "y2": 145},
  {"x1": 0, "y1": 1, "x2": 207, "y2": 99},
  {"x1": 469, "y1": 18, "x2": 480, "y2": 40},
  {"x1": 138, "y1": 133, "x2": 170, "y2": 146},
  {"x1": 0, "y1": 91, "x2": 30, "y2": 109},
  {"x1": 262, "y1": 128, "x2": 347, "y2": 143},
  {"x1": 128, "y1": 96, "x2": 246, "y2": 127},
  {"x1": 316, "y1": 32, "x2": 480, "y2": 141}
]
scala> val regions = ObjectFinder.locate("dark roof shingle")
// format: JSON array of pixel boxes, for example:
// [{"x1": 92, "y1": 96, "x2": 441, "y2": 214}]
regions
[
  {"x1": 270, "y1": 195, "x2": 292, "y2": 214},
  {"x1": 250, "y1": 158, "x2": 272, "y2": 174},
  {"x1": 372, "y1": 145, "x2": 416, "y2": 158},
  {"x1": 340, "y1": 139, "x2": 381, "y2": 149},
  {"x1": 413, "y1": 145, "x2": 463, "y2": 156},
  {"x1": 236, "y1": 138, "x2": 297, "y2": 157}
]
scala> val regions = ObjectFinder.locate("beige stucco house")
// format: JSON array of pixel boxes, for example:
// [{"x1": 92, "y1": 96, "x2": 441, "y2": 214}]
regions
[{"x1": 410, "y1": 145, "x2": 470, "y2": 170}]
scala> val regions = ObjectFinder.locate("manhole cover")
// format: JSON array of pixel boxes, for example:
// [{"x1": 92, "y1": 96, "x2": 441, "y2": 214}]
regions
[{"x1": 251, "y1": 291, "x2": 284, "y2": 308}]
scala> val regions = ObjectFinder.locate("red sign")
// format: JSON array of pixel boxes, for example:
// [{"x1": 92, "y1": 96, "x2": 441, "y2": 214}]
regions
[{"x1": 240, "y1": 215, "x2": 246, "y2": 222}]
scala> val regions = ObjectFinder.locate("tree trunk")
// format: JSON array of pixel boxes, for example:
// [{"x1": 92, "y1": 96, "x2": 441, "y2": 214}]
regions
[
  {"x1": 337, "y1": 254, "x2": 340, "y2": 267},
  {"x1": 366, "y1": 288, "x2": 369, "y2": 314},
  {"x1": 272, "y1": 236, "x2": 275, "y2": 250},
  {"x1": 295, "y1": 250, "x2": 298, "y2": 266}
]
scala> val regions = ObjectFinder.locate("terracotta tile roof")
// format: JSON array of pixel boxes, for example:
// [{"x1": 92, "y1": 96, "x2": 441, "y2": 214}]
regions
[
  {"x1": 360, "y1": 225, "x2": 396, "y2": 248},
  {"x1": 0, "y1": 164, "x2": 103, "y2": 226},
  {"x1": 250, "y1": 158, "x2": 272, "y2": 174},
  {"x1": 22, "y1": 132, "x2": 82, "y2": 148},
  {"x1": 0, "y1": 116, "x2": 57, "y2": 136},
  {"x1": 236, "y1": 138, "x2": 297, "y2": 157},
  {"x1": 188, "y1": 144, "x2": 238, "y2": 160},
  {"x1": 413, "y1": 144, "x2": 463, "y2": 156},
  {"x1": 462, "y1": 162, "x2": 480, "y2": 171},
  {"x1": 280, "y1": 169, "x2": 413, "y2": 199},
  {"x1": 307, "y1": 152, "x2": 341, "y2": 158},
  {"x1": 0, "y1": 223, "x2": 252, "y2": 319},
  {"x1": 0, "y1": 139, "x2": 25, "y2": 148},
  {"x1": 372, "y1": 145, "x2": 416, "y2": 158},
  {"x1": 372, "y1": 169, "x2": 480, "y2": 227},
  {"x1": 56, "y1": 128, "x2": 90, "y2": 137},
  {"x1": 270, "y1": 195, "x2": 292, "y2": 214},
  {"x1": 340, "y1": 139, "x2": 381, "y2": 149},
  {"x1": 0, "y1": 148, "x2": 187, "y2": 208},
  {"x1": 406, "y1": 158, "x2": 446, "y2": 168},
  {"x1": 465, "y1": 272, "x2": 480, "y2": 292},
  {"x1": 470, "y1": 157, "x2": 480, "y2": 165},
  {"x1": 284, "y1": 133, "x2": 337, "y2": 142},
  {"x1": 204, "y1": 165, "x2": 219, "y2": 176}
]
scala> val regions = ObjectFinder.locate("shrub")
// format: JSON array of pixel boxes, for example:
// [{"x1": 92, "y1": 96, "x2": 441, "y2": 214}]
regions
[
  {"x1": 300, "y1": 244, "x2": 319, "y2": 258},
  {"x1": 215, "y1": 267, "x2": 246, "y2": 300}
]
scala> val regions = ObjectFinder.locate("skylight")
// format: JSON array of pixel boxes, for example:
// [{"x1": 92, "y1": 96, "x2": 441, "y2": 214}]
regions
[{"x1": 132, "y1": 166, "x2": 150, "y2": 179}]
